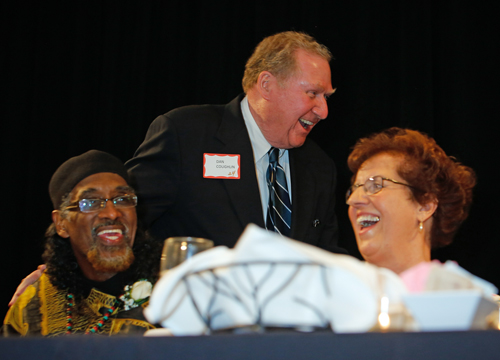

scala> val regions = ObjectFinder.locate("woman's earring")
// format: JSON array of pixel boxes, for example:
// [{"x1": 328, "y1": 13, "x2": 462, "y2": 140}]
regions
[{"x1": 419, "y1": 221, "x2": 423, "y2": 231}]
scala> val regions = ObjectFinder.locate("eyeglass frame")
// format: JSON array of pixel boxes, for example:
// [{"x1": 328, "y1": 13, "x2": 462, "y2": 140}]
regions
[
  {"x1": 345, "y1": 176, "x2": 414, "y2": 204},
  {"x1": 64, "y1": 195, "x2": 138, "y2": 213}
]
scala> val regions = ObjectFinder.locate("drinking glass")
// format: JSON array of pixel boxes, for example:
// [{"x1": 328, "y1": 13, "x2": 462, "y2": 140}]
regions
[{"x1": 160, "y1": 237, "x2": 214, "y2": 274}]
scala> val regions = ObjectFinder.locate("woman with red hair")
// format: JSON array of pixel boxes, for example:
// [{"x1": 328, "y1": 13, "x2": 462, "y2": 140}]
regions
[{"x1": 346, "y1": 127, "x2": 476, "y2": 275}]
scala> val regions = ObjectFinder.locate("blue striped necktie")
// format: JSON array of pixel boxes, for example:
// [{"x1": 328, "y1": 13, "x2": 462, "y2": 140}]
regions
[{"x1": 266, "y1": 147, "x2": 292, "y2": 236}]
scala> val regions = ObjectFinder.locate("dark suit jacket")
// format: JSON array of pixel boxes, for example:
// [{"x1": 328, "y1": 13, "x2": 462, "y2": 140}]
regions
[{"x1": 126, "y1": 94, "x2": 345, "y2": 253}]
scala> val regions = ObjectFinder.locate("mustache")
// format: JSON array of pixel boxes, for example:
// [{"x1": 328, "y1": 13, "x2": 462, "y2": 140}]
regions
[{"x1": 92, "y1": 220, "x2": 128, "y2": 236}]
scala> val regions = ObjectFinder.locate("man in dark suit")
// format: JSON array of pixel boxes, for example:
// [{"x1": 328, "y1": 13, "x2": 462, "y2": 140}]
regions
[{"x1": 125, "y1": 31, "x2": 345, "y2": 253}]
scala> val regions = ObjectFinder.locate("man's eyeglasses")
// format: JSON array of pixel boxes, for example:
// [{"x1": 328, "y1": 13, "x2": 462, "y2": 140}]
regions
[
  {"x1": 346, "y1": 176, "x2": 413, "y2": 204},
  {"x1": 64, "y1": 195, "x2": 138, "y2": 213}
]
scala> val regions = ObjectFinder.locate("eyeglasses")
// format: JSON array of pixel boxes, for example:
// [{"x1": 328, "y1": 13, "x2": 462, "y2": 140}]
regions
[
  {"x1": 346, "y1": 176, "x2": 413, "y2": 204},
  {"x1": 64, "y1": 195, "x2": 138, "y2": 213}
]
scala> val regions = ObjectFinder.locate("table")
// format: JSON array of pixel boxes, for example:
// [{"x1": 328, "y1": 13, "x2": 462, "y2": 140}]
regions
[{"x1": 1, "y1": 330, "x2": 499, "y2": 360}]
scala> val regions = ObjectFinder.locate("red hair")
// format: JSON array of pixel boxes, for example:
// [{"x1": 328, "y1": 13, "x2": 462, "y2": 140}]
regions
[{"x1": 348, "y1": 127, "x2": 476, "y2": 248}]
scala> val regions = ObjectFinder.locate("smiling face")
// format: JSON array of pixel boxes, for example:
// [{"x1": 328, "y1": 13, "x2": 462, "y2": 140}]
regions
[
  {"x1": 347, "y1": 153, "x2": 432, "y2": 273},
  {"x1": 53, "y1": 172, "x2": 137, "y2": 281},
  {"x1": 257, "y1": 49, "x2": 335, "y2": 149}
]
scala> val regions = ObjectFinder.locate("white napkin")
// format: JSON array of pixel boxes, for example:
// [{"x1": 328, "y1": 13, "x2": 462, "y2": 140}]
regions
[{"x1": 145, "y1": 224, "x2": 407, "y2": 335}]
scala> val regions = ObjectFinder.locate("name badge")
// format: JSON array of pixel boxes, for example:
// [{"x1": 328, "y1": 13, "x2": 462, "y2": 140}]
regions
[{"x1": 203, "y1": 153, "x2": 240, "y2": 179}]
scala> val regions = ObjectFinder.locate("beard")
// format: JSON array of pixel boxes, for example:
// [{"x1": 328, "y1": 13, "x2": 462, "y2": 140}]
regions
[
  {"x1": 86, "y1": 238, "x2": 135, "y2": 273},
  {"x1": 86, "y1": 219, "x2": 136, "y2": 273}
]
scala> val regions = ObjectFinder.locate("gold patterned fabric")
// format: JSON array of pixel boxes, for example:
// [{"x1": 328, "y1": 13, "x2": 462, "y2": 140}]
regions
[{"x1": 4, "y1": 273, "x2": 155, "y2": 336}]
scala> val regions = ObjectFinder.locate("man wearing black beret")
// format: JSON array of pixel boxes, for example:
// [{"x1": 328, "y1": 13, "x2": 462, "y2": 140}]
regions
[{"x1": 4, "y1": 150, "x2": 159, "y2": 336}]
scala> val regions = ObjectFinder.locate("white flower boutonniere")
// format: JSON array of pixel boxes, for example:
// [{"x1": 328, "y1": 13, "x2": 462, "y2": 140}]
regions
[{"x1": 119, "y1": 279, "x2": 152, "y2": 311}]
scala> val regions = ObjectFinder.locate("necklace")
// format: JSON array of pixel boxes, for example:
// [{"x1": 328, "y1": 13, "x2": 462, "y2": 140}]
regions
[
  {"x1": 65, "y1": 293, "x2": 118, "y2": 334},
  {"x1": 64, "y1": 280, "x2": 151, "y2": 335}
]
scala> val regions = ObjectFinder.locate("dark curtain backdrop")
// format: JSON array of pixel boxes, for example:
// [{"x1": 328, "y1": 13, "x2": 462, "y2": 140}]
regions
[{"x1": 1, "y1": 1, "x2": 498, "y2": 315}]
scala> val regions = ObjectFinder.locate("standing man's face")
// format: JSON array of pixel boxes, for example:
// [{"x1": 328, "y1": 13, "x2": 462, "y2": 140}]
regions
[
  {"x1": 52, "y1": 172, "x2": 138, "y2": 281},
  {"x1": 259, "y1": 49, "x2": 335, "y2": 149}
]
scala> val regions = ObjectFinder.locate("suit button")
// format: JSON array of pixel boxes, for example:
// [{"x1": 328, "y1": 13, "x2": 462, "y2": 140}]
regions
[{"x1": 313, "y1": 219, "x2": 320, "y2": 227}]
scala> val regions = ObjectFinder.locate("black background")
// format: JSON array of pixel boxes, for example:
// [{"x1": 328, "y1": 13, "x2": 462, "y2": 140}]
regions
[{"x1": 1, "y1": 1, "x2": 498, "y2": 316}]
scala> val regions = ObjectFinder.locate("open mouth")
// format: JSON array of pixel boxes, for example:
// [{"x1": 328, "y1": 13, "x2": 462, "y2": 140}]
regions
[
  {"x1": 97, "y1": 229, "x2": 123, "y2": 241},
  {"x1": 299, "y1": 118, "x2": 314, "y2": 130},
  {"x1": 356, "y1": 215, "x2": 380, "y2": 229}
]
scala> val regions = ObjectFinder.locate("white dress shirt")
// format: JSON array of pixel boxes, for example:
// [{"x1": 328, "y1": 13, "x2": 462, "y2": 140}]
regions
[{"x1": 240, "y1": 97, "x2": 292, "y2": 222}]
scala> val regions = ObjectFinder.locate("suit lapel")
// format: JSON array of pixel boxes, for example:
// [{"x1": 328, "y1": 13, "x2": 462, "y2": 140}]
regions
[
  {"x1": 289, "y1": 147, "x2": 317, "y2": 240},
  {"x1": 214, "y1": 95, "x2": 266, "y2": 230}
]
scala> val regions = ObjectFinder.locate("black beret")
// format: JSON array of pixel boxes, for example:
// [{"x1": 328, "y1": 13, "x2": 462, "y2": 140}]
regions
[{"x1": 49, "y1": 150, "x2": 129, "y2": 209}]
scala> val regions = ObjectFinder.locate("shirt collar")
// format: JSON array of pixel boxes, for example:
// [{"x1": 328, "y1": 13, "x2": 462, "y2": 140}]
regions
[{"x1": 240, "y1": 96, "x2": 272, "y2": 162}]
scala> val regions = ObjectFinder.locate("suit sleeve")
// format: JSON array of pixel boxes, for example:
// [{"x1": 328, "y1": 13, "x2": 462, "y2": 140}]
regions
[
  {"x1": 125, "y1": 115, "x2": 181, "y2": 230},
  {"x1": 319, "y1": 159, "x2": 347, "y2": 254}
]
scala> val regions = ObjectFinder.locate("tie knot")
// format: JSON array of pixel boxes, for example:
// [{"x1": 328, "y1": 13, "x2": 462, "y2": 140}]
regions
[{"x1": 268, "y1": 147, "x2": 280, "y2": 164}]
